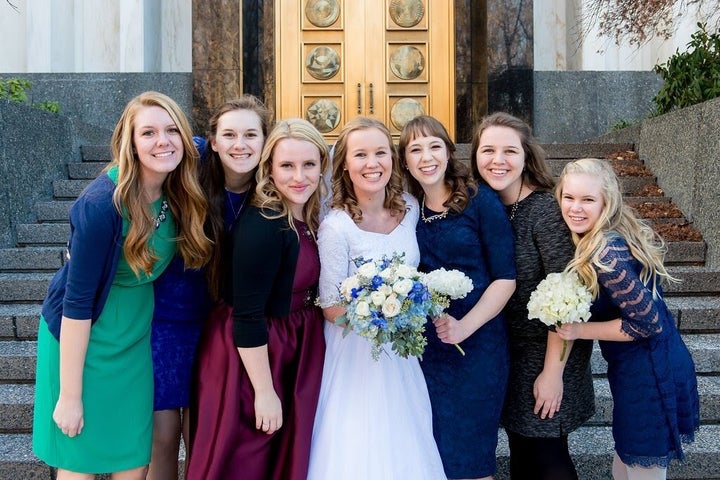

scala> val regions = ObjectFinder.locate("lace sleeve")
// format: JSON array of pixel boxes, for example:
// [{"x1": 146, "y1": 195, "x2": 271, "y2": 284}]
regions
[
  {"x1": 317, "y1": 214, "x2": 350, "y2": 308},
  {"x1": 596, "y1": 237, "x2": 662, "y2": 340}
]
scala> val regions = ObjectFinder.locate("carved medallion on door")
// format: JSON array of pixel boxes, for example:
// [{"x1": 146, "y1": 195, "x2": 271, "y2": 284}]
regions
[{"x1": 276, "y1": 0, "x2": 454, "y2": 141}]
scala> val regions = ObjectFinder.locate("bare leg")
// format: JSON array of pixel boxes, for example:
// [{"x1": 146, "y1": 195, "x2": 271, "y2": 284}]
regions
[
  {"x1": 613, "y1": 452, "x2": 667, "y2": 480},
  {"x1": 110, "y1": 466, "x2": 148, "y2": 480},
  {"x1": 56, "y1": 470, "x2": 94, "y2": 480},
  {"x1": 147, "y1": 409, "x2": 181, "y2": 480},
  {"x1": 612, "y1": 452, "x2": 630, "y2": 480},
  {"x1": 181, "y1": 407, "x2": 190, "y2": 478}
]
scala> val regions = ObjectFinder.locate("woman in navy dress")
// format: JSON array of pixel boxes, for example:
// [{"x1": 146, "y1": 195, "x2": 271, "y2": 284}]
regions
[
  {"x1": 149, "y1": 95, "x2": 271, "y2": 480},
  {"x1": 556, "y1": 158, "x2": 699, "y2": 480},
  {"x1": 400, "y1": 116, "x2": 516, "y2": 479}
]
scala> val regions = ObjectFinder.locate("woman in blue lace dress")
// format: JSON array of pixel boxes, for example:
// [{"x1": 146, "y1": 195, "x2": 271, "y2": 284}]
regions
[
  {"x1": 400, "y1": 115, "x2": 516, "y2": 479},
  {"x1": 556, "y1": 158, "x2": 699, "y2": 480}
]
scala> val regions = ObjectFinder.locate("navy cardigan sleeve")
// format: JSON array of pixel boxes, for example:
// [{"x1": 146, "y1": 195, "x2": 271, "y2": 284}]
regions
[
  {"x1": 41, "y1": 172, "x2": 123, "y2": 340},
  {"x1": 231, "y1": 205, "x2": 299, "y2": 348}
]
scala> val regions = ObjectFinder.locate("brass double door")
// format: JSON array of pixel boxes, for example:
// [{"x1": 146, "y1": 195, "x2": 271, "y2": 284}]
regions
[{"x1": 275, "y1": 0, "x2": 455, "y2": 141}]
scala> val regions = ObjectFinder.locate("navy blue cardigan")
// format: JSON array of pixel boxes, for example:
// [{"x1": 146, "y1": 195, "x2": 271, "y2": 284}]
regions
[{"x1": 41, "y1": 169, "x2": 123, "y2": 340}]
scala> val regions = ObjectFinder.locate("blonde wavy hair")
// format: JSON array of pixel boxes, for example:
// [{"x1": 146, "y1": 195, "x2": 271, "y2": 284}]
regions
[
  {"x1": 108, "y1": 91, "x2": 212, "y2": 277},
  {"x1": 253, "y1": 118, "x2": 330, "y2": 236},
  {"x1": 330, "y1": 117, "x2": 406, "y2": 222},
  {"x1": 556, "y1": 158, "x2": 676, "y2": 298}
]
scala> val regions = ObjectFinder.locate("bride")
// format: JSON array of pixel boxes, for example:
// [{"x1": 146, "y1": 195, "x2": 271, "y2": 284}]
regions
[{"x1": 307, "y1": 117, "x2": 445, "y2": 479}]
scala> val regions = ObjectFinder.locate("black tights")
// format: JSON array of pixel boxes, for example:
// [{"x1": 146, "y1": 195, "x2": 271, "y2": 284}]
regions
[{"x1": 507, "y1": 430, "x2": 579, "y2": 480}]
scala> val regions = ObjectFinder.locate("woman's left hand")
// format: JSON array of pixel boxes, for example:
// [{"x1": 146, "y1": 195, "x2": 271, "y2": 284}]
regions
[
  {"x1": 533, "y1": 370, "x2": 563, "y2": 419},
  {"x1": 433, "y1": 315, "x2": 469, "y2": 344},
  {"x1": 556, "y1": 323, "x2": 582, "y2": 341}
]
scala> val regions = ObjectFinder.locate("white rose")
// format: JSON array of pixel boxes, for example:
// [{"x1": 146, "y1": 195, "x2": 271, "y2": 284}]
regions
[
  {"x1": 392, "y1": 278, "x2": 414, "y2": 296},
  {"x1": 370, "y1": 291, "x2": 387, "y2": 306},
  {"x1": 357, "y1": 262, "x2": 376, "y2": 278},
  {"x1": 382, "y1": 295, "x2": 402, "y2": 318},
  {"x1": 378, "y1": 284, "x2": 393, "y2": 296},
  {"x1": 396, "y1": 264, "x2": 417, "y2": 279},
  {"x1": 355, "y1": 301, "x2": 371, "y2": 317},
  {"x1": 340, "y1": 276, "x2": 360, "y2": 301},
  {"x1": 379, "y1": 267, "x2": 397, "y2": 283}
]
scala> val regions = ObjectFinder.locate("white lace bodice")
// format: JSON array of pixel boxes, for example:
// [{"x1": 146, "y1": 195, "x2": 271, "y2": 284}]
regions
[{"x1": 317, "y1": 193, "x2": 420, "y2": 308}]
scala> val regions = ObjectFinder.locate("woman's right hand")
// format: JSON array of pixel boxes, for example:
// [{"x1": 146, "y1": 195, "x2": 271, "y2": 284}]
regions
[
  {"x1": 254, "y1": 389, "x2": 283, "y2": 435},
  {"x1": 52, "y1": 395, "x2": 84, "y2": 437}
]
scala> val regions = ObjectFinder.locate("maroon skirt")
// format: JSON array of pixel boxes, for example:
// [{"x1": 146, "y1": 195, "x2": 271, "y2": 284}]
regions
[{"x1": 187, "y1": 301, "x2": 325, "y2": 480}]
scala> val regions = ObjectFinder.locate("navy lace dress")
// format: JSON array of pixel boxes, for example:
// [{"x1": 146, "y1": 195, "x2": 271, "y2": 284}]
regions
[
  {"x1": 417, "y1": 185, "x2": 516, "y2": 478},
  {"x1": 590, "y1": 234, "x2": 699, "y2": 468}
]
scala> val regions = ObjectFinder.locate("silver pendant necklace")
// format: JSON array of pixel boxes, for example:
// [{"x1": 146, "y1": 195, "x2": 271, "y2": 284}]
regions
[{"x1": 421, "y1": 195, "x2": 449, "y2": 224}]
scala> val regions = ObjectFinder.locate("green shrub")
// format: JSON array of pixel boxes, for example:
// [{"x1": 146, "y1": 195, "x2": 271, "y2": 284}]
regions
[
  {"x1": 611, "y1": 119, "x2": 632, "y2": 131},
  {"x1": 653, "y1": 23, "x2": 720, "y2": 115},
  {"x1": 0, "y1": 76, "x2": 61, "y2": 113}
]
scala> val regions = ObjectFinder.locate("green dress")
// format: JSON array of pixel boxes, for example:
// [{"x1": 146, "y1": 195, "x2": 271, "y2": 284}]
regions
[{"x1": 33, "y1": 196, "x2": 175, "y2": 473}]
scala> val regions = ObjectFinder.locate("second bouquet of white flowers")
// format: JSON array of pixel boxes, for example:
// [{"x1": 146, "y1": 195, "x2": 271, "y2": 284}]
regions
[
  {"x1": 335, "y1": 254, "x2": 473, "y2": 360},
  {"x1": 527, "y1": 271, "x2": 592, "y2": 361}
]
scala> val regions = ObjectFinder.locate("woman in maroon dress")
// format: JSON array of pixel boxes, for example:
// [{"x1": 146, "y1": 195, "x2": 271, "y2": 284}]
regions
[{"x1": 186, "y1": 118, "x2": 329, "y2": 480}]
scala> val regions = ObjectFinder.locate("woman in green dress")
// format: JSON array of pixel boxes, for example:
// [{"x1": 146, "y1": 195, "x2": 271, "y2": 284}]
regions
[{"x1": 33, "y1": 91, "x2": 213, "y2": 479}]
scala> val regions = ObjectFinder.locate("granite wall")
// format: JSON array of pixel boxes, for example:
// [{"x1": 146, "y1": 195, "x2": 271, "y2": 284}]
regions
[
  {"x1": 638, "y1": 97, "x2": 720, "y2": 268},
  {"x1": 533, "y1": 71, "x2": 663, "y2": 143},
  {"x1": 1, "y1": 73, "x2": 193, "y2": 144},
  {"x1": 0, "y1": 100, "x2": 72, "y2": 247}
]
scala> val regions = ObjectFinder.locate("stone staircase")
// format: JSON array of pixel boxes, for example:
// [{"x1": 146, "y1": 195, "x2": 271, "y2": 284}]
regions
[{"x1": 0, "y1": 144, "x2": 718, "y2": 479}]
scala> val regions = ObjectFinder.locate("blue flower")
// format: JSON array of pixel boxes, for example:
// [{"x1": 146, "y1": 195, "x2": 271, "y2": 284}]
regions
[
  {"x1": 408, "y1": 282, "x2": 430, "y2": 303},
  {"x1": 371, "y1": 312, "x2": 388, "y2": 330},
  {"x1": 351, "y1": 286, "x2": 363, "y2": 299},
  {"x1": 370, "y1": 275, "x2": 384, "y2": 289}
]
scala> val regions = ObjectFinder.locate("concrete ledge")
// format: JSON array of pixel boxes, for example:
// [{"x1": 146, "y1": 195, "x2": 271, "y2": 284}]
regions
[
  {"x1": 0, "y1": 341, "x2": 36, "y2": 382},
  {"x1": 0, "y1": 305, "x2": 41, "y2": 340},
  {"x1": 15, "y1": 225, "x2": 69, "y2": 247},
  {"x1": 0, "y1": 248, "x2": 65, "y2": 271},
  {"x1": 0, "y1": 274, "x2": 53, "y2": 303},
  {"x1": 35, "y1": 201, "x2": 74, "y2": 222},
  {"x1": 67, "y1": 162, "x2": 106, "y2": 180},
  {"x1": 52, "y1": 179, "x2": 91, "y2": 199}
]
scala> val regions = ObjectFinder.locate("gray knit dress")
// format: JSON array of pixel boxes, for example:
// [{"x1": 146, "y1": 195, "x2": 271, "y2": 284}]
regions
[{"x1": 501, "y1": 190, "x2": 595, "y2": 437}]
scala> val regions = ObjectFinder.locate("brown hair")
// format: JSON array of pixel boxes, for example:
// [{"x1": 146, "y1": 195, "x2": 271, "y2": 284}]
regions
[
  {"x1": 398, "y1": 115, "x2": 476, "y2": 213},
  {"x1": 330, "y1": 117, "x2": 406, "y2": 222},
  {"x1": 470, "y1": 112, "x2": 554, "y2": 191}
]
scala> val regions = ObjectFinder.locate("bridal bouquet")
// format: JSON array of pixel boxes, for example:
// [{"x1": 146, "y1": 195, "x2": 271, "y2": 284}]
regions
[
  {"x1": 336, "y1": 254, "x2": 473, "y2": 360},
  {"x1": 527, "y1": 271, "x2": 592, "y2": 361}
]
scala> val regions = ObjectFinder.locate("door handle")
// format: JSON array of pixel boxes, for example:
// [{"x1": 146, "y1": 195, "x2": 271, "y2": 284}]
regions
[
  {"x1": 357, "y1": 83, "x2": 362, "y2": 114},
  {"x1": 369, "y1": 83, "x2": 374, "y2": 115}
]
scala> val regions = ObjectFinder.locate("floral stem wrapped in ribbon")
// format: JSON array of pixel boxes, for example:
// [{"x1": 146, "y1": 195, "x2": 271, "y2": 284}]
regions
[
  {"x1": 335, "y1": 253, "x2": 473, "y2": 360},
  {"x1": 527, "y1": 271, "x2": 592, "y2": 361}
]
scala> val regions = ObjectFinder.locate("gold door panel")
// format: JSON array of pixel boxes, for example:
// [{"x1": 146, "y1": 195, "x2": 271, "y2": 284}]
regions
[{"x1": 276, "y1": 0, "x2": 454, "y2": 141}]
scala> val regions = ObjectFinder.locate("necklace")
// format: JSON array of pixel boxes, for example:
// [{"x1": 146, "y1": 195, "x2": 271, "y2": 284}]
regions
[
  {"x1": 509, "y1": 181, "x2": 523, "y2": 220},
  {"x1": 226, "y1": 189, "x2": 248, "y2": 227},
  {"x1": 421, "y1": 196, "x2": 449, "y2": 223},
  {"x1": 153, "y1": 200, "x2": 169, "y2": 229}
]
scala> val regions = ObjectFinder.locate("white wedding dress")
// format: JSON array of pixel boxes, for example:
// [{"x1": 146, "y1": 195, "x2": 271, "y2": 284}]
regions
[{"x1": 307, "y1": 194, "x2": 446, "y2": 480}]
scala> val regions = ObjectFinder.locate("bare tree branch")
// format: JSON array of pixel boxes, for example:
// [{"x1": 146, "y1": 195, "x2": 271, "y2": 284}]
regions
[{"x1": 6, "y1": 0, "x2": 19, "y2": 12}]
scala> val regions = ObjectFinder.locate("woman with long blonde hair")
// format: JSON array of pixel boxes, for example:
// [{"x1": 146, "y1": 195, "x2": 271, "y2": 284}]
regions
[
  {"x1": 33, "y1": 91, "x2": 211, "y2": 479},
  {"x1": 186, "y1": 118, "x2": 328, "y2": 480},
  {"x1": 556, "y1": 158, "x2": 699, "y2": 480}
]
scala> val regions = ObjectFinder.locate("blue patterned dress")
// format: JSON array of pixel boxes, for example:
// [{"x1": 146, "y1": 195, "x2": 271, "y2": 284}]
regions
[
  {"x1": 589, "y1": 234, "x2": 699, "y2": 467},
  {"x1": 416, "y1": 185, "x2": 516, "y2": 478}
]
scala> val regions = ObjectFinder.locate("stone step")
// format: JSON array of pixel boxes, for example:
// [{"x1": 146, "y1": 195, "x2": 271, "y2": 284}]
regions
[
  {"x1": 3, "y1": 375, "x2": 715, "y2": 435},
  {"x1": 665, "y1": 241, "x2": 707, "y2": 266},
  {"x1": 2, "y1": 334, "x2": 717, "y2": 384},
  {"x1": 0, "y1": 341, "x2": 36, "y2": 382},
  {"x1": 590, "y1": 334, "x2": 720, "y2": 376},
  {"x1": 0, "y1": 304, "x2": 41, "y2": 340},
  {"x1": 35, "y1": 201, "x2": 74, "y2": 222},
  {"x1": 81, "y1": 144, "x2": 112, "y2": 162},
  {"x1": 67, "y1": 161, "x2": 106, "y2": 180},
  {"x1": 0, "y1": 247, "x2": 65, "y2": 272},
  {"x1": 0, "y1": 274, "x2": 53, "y2": 303},
  {"x1": 15, "y1": 224, "x2": 69, "y2": 246},
  {"x1": 588, "y1": 376, "x2": 720, "y2": 426},
  {"x1": 53, "y1": 179, "x2": 91, "y2": 199},
  {"x1": 0, "y1": 384, "x2": 34, "y2": 432},
  {"x1": 666, "y1": 268, "x2": 720, "y2": 297},
  {"x1": 1, "y1": 426, "x2": 718, "y2": 480},
  {"x1": 667, "y1": 296, "x2": 720, "y2": 332}
]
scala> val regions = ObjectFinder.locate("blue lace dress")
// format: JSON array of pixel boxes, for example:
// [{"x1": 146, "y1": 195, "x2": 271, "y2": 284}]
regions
[
  {"x1": 416, "y1": 185, "x2": 516, "y2": 478},
  {"x1": 589, "y1": 234, "x2": 699, "y2": 468}
]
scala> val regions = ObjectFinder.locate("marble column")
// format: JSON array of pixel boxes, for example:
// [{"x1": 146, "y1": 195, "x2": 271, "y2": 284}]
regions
[
  {"x1": 191, "y1": 0, "x2": 244, "y2": 132},
  {"x1": 455, "y1": 0, "x2": 488, "y2": 142}
]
